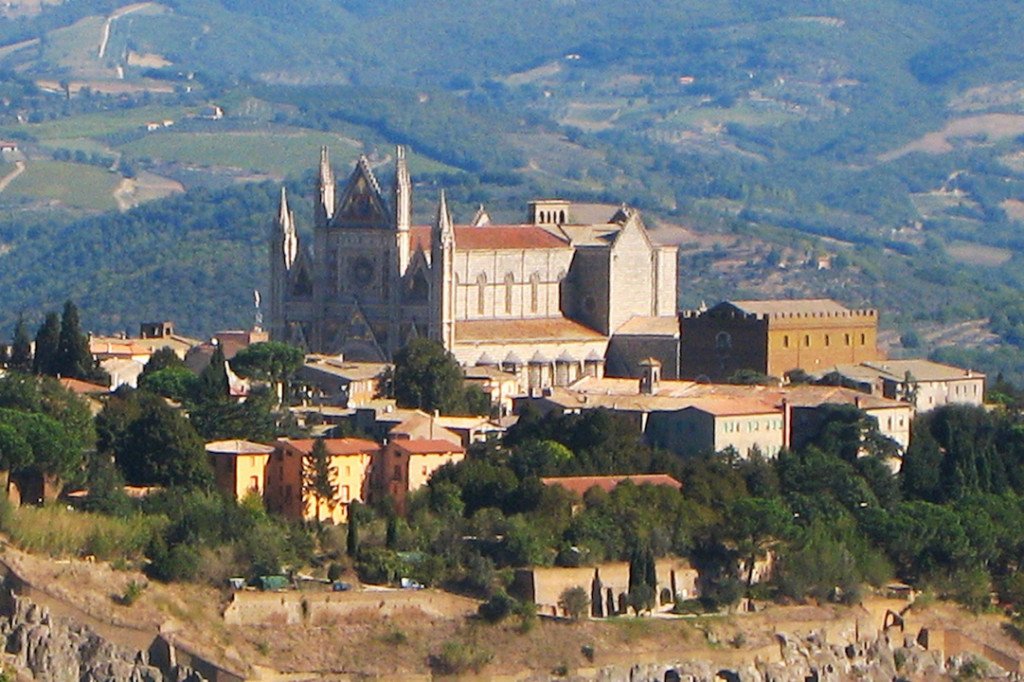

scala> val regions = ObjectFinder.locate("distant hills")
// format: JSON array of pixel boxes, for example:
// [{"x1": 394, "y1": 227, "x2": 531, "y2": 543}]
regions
[{"x1": 1, "y1": 1, "x2": 1024, "y2": 380}]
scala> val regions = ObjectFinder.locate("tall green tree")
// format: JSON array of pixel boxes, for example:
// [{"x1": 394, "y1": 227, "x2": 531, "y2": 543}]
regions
[
  {"x1": 32, "y1": 312, "x2": 60, "y2": 376},
  {"x1": 142, "y1": 347, "x2": 187, "y2": 375},
  {"x1": 113, "y1": 392, "x2": 212, "y2": 488},
  {"x1": 392, "y1": 338, "x2": 467, "y2": 414},
  {"x1": 303, "y1": 438, "x2": 337, "y2": 520},
  {"x1": 192, "y1": 344, "x2": 230, "y2": 405},
  {"x1": 9, "y1": 314, "x2": 31, "y2": 373},
  {"x1": 230, "y1": 341, "x2": 304, "y2": 406},
  {"x1": 56, "y1": 300, "x2": 95, "y2": 380}
]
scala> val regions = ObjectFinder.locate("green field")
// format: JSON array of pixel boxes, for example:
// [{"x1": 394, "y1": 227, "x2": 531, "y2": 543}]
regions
[
  {"x1": 2, "y1": 161, "x2": 120, "y2": 211},
  {"x1": 118, "y1": 129, "x2": 367, "y2": 175},
  {"x1": 0, "y1": 106, "x2": 192, "y2": 140},
  {"x1": 38, "y1": 138, "x2": 117, "y2": 155}
]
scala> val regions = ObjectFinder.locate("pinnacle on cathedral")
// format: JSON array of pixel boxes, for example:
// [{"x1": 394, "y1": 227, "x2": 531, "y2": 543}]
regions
[{"x1": 276, "y1": 186, "x2": 297, "y2": 271}]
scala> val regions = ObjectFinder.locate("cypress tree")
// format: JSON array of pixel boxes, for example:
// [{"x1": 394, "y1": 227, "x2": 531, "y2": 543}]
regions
[
  {"x1": 56, "y1": 300, "x2": 93, "y2": 380},
  {"x1": 32, "y1": 312, "x2": 60, "y2": 376},
  {"x1": 9, "y1": 315, "x2": 31, "y2": 373},
  {"x1": 192, "y1": 343, "x2": 230, "y2": 404}
]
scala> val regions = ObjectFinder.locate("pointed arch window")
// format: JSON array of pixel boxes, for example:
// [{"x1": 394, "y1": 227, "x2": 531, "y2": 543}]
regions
[
  {"x1": 504, "y1": 273, "x2": 515, "y2": 314},
  {"x1": 476, "y1": 273, "x2": 487, "y2": 315},
  {"x1": 530, "y1": 272, "x2": 541, "y2": 313}
]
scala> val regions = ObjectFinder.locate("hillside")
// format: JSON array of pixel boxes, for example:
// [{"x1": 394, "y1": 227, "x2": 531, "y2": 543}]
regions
[
  {"x1": 0, "y1": 541, "x2": 1016, "y2": 680},
  {"x1": 0, "y1": 1, "x2": 1022, "y2": 375}
]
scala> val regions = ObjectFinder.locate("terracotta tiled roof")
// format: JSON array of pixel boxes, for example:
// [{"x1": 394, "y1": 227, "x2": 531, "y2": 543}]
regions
[
  {"x1": 614, "y1": 316, "x2": 680, "y2": 336},
  {"x1": 276, "y1": 437, "x2": 379, "y2": 456},
  {"x1": 409, "y1": 225, "x2": 570, "y2": 251},
  {"x1": 205, "y1": 439, "x2": 275, "y2": 455},
  {"x1": 58, "y1": 377, "x2": 109, "y2": 394},
  {"x1": 89, "y1": 340, "x2": 152, "y2": 357},
  {"x1": 682, "y1": 397, "x2": 780, "y2": 416},
  {"x1": 541, "y1": 474, "x2": 682, "y2": 497},
  {"x1": 855, "y1": 360, "x2": 984, "y2": 383},
  {"x1": 456, "y1": 317, "x2": 605, "y2": 342},
  {"x1": 392, "y1": 439, "x2": 466, "y2": 455}
]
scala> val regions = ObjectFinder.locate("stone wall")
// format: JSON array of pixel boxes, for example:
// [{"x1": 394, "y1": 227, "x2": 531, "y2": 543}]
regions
[{"x1": 222, "y1": 588, "x2": 478, "y2": 627}]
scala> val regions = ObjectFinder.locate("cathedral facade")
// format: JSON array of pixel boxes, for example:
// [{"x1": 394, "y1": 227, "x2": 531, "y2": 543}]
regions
[{"x1": 269, "y1": 147, "x2": 679, "y2": 388}]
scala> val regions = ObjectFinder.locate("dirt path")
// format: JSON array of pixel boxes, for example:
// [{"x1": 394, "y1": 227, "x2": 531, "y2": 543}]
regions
[
  {"x1": 98, "y1": 2, "x2": 157, "y2": 59},
  {"x1": 0, "y1": 161, "x2": 26, "y2": 193}
]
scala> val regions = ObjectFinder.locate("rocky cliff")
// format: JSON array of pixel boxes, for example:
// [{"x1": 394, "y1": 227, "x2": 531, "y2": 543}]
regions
[{"x1": 0, "y1": 590, "x2": 205, "y2": 682}]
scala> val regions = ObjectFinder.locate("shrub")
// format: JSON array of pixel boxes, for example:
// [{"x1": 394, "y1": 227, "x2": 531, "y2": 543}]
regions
[
  {"x1": 558, "y1": 586, "x2": 590, "y2": 621},
  {"x1": 118, "y1": 580, "x2": 146, "y2": 606},
  {"x1": 431, "y1": 640, "x2": 493, "y2": 675},
  {"x1": 478, "y1": 591, "x2": 515, "y2": 623}
]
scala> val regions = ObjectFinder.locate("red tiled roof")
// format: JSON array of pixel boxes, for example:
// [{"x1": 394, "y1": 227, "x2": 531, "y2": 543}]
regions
[
  {"x1": 276, "y1": 437, "x2": 379, "y2": 456},
  {"x1": 682, "y1": 397, "x2": 779, "y2": 416},
  {"x1": 456, "y1": 317, "x2": 605, "y2": 342},
  {"x1": 409, "y1": 225, "x2": 569, "y2": 251},
  {"x1": 58, "y1": 377, "x2": 109, "y2": 394},
  {"x1": 205, "y1": 439, "x2": 275, "y2": 455},
  {"x1": 392, "y1": 439, "x2": 466, "y2": 455},
  {"x1": 541, "y1": 474, "x2": 683, "y2": 497}
]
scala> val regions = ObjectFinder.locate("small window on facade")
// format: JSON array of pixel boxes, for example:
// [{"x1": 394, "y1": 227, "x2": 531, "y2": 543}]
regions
[
  {"x1": 530, "y1": 272, "x2": 541, "y2": 313},
  {"x1": 845, "y1": 334, "x2": 851, "y2": 345},
  {"x1": 825, "y1": 335, "x2": 830, "y2": 347},
  {"x1": 715, "y1": 331, "x2": 732, "y2": 351},
  {"x1": 504, "y1": 273, "x2": 514, "y2": 314},
  {"x1": 861, "y1": 333, "x2": 866, "y2": 345},
  {"x1": 477, "y1": 273, "x2": 487, "y2": 315},
  {"x1": 783, "y1": 335, "x2": 789, "y2": 348},
  {"x1": 340, "y1": 485, "x2": 350, "y2": 502},
  {"x1": 804, "y1": 335, "x2": 811, "y2": 347}
]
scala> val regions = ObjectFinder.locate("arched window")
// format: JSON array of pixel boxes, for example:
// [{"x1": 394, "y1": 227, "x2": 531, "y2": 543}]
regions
[
  {"x1": 504, "y1": 273, "x2": 514, "y2": 314},
  {"x1": 476, "y1": 273, "x2": 487, "y2": 315},
  {"x1": 715, "y1": 331, "x2": 732, "y2": 351}
]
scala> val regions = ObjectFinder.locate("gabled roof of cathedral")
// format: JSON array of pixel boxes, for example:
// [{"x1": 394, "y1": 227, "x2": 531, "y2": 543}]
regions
[
  {"x1": 332, "y1": 155, "x2": 390, "y2": 226},
  {"x1": 409, "y1": 225, "x2": 569, "y2": 251}
]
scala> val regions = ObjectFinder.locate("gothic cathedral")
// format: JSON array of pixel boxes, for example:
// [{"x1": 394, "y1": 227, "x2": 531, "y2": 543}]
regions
[{"x1": 269, "y1": 147, "x2": 680, "y2": 388}]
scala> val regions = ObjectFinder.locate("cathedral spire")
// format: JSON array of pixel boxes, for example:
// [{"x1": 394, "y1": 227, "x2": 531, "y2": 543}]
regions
[
  {"x1": 277, "y1": 186, "x2": 298, "y2": 270},
  {"x1": 435, "y1": 189, "x2": 453, "y2": 243},
  {"x1": 430, "y1": 190, "x2": 455, "y2": 351},
  {"x1": 394, "y1": 146, "x2": 411, "y2": 233},
  {"x1": 315, "y1": 146, "x2": 335, "y2": 228},
  {"x1": 395, "y1": 146, "x2": 412, "y2": 275}
]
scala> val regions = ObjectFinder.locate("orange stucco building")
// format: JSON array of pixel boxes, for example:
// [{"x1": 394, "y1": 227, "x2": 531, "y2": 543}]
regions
[
  {"x1": 680, "y1": 299, "x2": 882, "y2": 382},
  {"x1": 375, "y1": 438, "x2": 465, "y2": 513},
  {"x1": 205, "y1": 439, "x2": 275, "y2": 501},
  {"x1": 265, "y1": 438, "x2": 378, "y2": 524}
]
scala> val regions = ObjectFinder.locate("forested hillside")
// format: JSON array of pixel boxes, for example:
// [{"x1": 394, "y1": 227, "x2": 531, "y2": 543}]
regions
[{"x1": 1, "y1": 0, "x2": 1024, "y2": 376}]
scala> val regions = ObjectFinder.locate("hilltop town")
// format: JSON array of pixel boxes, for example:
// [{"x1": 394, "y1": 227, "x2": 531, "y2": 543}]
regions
[{"x1": 0, "y1": 150, "x2": 1016, "y2": 681}]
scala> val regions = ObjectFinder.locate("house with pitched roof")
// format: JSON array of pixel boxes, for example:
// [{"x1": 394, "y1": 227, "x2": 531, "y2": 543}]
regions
[
  {"x1": 268, "y1": 147, "x2": 679, "y2": 392},
  {"x1": 517, "y1": 365, "x2": 912, "y2": 459},
  {"x1": 818, "y1": 359, "x2": 985, "y2": 412},
  {"x1": 265, "y1": 437, "x2": 378, "y2": 524},
  {"x1": 205, "y1": 439, "x2": 275, "y2": 501},
  {"x1": 374, "y1": 437, "x2": 465, "y2": 513}
]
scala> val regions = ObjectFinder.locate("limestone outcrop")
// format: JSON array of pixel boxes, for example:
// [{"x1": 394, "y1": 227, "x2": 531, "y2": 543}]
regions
[{"x1": 0, "y1": 593, "x2": 203, "y2": 682}]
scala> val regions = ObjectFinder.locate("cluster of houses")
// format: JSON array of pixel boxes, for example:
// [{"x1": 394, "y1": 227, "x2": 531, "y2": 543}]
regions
[
  {"x1": 53, "y1": 295, "x2": 985, "y2": 617},
  {"x1": 67, "y1": 297, "x2": 985, "y2": 526}
]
